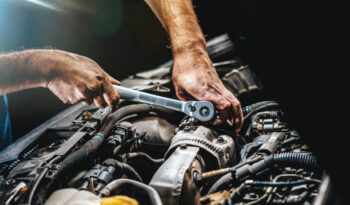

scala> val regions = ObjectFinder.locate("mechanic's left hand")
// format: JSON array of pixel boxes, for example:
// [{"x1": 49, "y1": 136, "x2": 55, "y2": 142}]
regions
[{"x1": 172, "y1": 49, "x2": 243, "y2": 132}]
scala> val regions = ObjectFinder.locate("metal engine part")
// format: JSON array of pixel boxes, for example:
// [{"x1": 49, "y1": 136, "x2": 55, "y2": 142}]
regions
[
  {"x1": 166, "y1": 126, "x2": 237, "y2": 169},
  {"x1": 149, "y1": 125, "x2": 236, "y2": 205}
]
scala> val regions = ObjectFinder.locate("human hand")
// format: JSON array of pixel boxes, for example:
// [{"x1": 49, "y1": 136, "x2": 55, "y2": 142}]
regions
[
  {"x1": 42, "y1": 50, "x2": 120, "y2": 108},
  {"x1": 172, "y1": 50, "x2": 243, "y2": 132}
]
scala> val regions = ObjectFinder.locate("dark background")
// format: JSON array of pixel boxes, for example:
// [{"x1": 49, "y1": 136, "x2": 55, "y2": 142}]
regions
[{"x1": 1, "y1": 0, "x2": 346, "y2": 200}]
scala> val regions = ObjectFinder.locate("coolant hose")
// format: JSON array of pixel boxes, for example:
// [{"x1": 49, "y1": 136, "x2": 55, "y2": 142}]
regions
[
  {"x1": 103, "y1": 159, "x2": 143, "y2": 182},
  {"x1": 99, "y1": 179, "x2": 163, "y2": 205},
  {"x1": 207, "y1": 153, "x2": 318, "y2": 194}
]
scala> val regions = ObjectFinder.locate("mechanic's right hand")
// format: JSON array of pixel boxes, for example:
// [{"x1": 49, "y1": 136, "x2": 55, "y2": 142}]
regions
[
  {"x1": 43, "y1": 50, "x2": 120, "y2": 108},
  {"x1": 172, "y1": 48, "x2": 243, "y2": 132}
]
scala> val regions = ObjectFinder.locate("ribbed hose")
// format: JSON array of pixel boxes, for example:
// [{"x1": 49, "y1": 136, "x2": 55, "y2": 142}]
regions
[
  {"x1": 207, "y1": 152, "x2": 318, "y2": 194},
  {"x1": 272, "y1": 153, "x2": 318, "y2": 168}
]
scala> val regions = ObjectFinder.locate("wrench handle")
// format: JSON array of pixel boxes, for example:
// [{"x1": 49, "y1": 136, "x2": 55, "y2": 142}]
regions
[{"x1": 114, "y1": 85, "x2": 184, "y2": 112}]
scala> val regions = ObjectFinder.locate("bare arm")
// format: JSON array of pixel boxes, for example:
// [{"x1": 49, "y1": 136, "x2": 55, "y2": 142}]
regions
[
  {"x1": 144, "y1": 0, "x2": 243, "y2": 131},
  {"x1": 0, "y1": 49, "x2": 120, "y2": 108}
]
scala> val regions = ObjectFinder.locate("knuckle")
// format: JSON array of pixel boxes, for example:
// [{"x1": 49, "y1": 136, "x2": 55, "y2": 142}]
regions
[
  {"x1": 234, "y1": 100, "x2": 241, "y2": 107},
  {"x1": 221, "y1": 101, "x2": 231, "y2": 109},
  {"x1": 89, "y1": 82, "x2": 102, "y2": 92},
  {"x1": 70, "y1": 98, "x2": 78, "y2": 104}
]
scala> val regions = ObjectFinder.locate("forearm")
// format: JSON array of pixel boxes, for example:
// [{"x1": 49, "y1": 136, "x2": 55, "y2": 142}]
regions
[
  {"x1": 144, "y1": 0, "x2": 207, "y2": 57},
  {"x1": 0, "y1": 50, "x2": 66, "y2": 95}
]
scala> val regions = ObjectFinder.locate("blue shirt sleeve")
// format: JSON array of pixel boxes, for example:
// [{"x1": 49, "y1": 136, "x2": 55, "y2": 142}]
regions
[{"x1": 0, "y1": 94, "x2": 12, "y2": 150}]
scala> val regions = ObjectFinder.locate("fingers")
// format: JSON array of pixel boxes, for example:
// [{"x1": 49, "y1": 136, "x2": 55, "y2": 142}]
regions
[
  {"x1": 93, "y1": 95, "x2": 107, "y2": 108},
  {"x1": 189, "y1": 89, "x2": 233, "y2": 125},
  {"x1": 79, "y1": 74, "x2": 119, "y2": 108},
  {"x1": 102, "y1": 82, "x2": 120, "y2": 107},
  {"x1": 106, "y1": 73, "x2": 121, "y2": 85},
  {"x1": 89, "y1": 83, "x2": 119, "y2": 108},
  {"x1": 175, "y1": 87, "x2": 195, "y2": 101},
  {"x1": 223, "y1": 91, "x2": 243, "y2": 132},
  {"x1": 211, "y1": 96, "x2": 232, "y2": 126},
  {"x1": 179, "y1": 85, "x2": 243, "y2": 132}
]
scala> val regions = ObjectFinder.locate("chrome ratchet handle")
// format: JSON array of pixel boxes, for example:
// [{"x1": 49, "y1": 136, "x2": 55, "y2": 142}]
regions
[{"x1": 113, "y1": 85, "x2": 215, "y2": 122}]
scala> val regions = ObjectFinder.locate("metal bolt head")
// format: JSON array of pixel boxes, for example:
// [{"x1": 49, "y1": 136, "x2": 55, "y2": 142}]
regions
[
  {"x1": 184, "y1": 126, "x2": 191, "y2": 132},
  {"x1": 180, "y1": 144, "x2": 187, "y2": 149},
  {"x1": 6, "y1": 179, "x2": 16, "y2": 185},
  {"x1": 216, "y1": 136, "x2": 226, "y2": 144},
  {"x1": 199, "y1": 106, "x2": 210, "y2": 117}
]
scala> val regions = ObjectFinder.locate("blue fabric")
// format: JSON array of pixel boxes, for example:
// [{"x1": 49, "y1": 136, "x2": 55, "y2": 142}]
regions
[{"x1": 0, "y1": 94, "x2": 12, "y2": 150}]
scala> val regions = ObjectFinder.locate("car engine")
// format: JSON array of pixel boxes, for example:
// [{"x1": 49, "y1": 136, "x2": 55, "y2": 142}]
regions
[{"x1": 0, "y1": 35, "x2": 330, "y2": 205}]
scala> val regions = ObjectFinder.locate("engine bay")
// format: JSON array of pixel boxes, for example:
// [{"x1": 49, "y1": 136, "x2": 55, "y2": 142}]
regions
[{"x1": 0, "y1": 35, "x2": 330, "y2": 205}]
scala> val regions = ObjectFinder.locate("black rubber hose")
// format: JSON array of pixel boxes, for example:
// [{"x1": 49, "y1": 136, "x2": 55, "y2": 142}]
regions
[
  {"x1": 58, "y1": 104, "x2": 166, "y2": 173},
  {"x1": 242, "y1": 101, "x2": 278, "y2": 115},
  {"x1": 103, "y1": 158, "x2": 143, "y2": 182},
  {"x1": 99, "y1": 179, "x2": 163, "y2": 205},
  {"x1": 243, "y1": 101, "x2": 279, "y2": 120},
  {"x1": 207, "y1": 153, "x2": 318, "y2": 194},
  {"x1": 207, "y1": 173, "x2": 233, "y2": 195},
  {"x1": 207, "y1": 157, "x2": 273, "y2": 195},
  {"x1": 47, "y1": 125, "x2": 81, "y2": 132},
  {"x1": 272, "y1": 153, "x2": 318, "y2": 168}
]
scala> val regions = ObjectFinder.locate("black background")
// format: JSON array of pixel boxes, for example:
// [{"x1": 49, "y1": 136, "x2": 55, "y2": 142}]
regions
[{"x1": 1, "y1": 0, "x2": 346, "y2": 201}]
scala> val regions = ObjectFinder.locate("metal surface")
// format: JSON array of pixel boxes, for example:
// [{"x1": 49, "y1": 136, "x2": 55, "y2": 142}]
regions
[
  {"x1": 100, "y1": 179, "x2": 162, "y2": 205},
  {"x1": 132, "y1": 116, "x2": 176, "y2": 144},
  {"x1": 149, "y1": 146, "x2": 200, "y2": 205},
  {"x1": 166, "y1": 126, "x2": 236, "y2": 169},
  {"x1": 114, "y1": 85, "x2": 215, "y2": 122}
]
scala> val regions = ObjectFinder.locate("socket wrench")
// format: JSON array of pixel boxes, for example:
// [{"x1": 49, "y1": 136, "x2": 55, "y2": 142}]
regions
[{"x1": 113, "y1": 85, "x2": 215, "y2": 122}]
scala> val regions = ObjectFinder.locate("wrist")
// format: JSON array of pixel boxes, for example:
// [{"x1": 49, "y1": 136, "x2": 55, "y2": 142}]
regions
[
  {"x1": 171, "y1": 35, "x2": 207, "y2": 58},
  {"x1": 24, "y1": 49, "x2": 67, "y2": 88},
  {"x1": 172, "y1": 39, "x2": 212, "y2": 73}
]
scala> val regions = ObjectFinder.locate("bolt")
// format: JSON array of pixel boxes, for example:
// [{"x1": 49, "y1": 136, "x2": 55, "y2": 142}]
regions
[
  {"x1": 217, "y1": 136, "x2": 226, "y2": 144},
  {"x1": 6, "y1": 179, "x2": 16, "y2": 185},
  {"x1": 180, "y1": 144, "x2": 187, "y2": 149},
  {"x1": 193, "y1": 171, "x2": 203, "y2": 187},
  {"x1": 184, "y1": 126, "x2": 191, "y2": 132},
  {"x1": 199, "y1": 106, "x2": 210, "y2": 117},
  {"x1": 190, "y1": 105, "x2": 196, "y2": 112}
]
